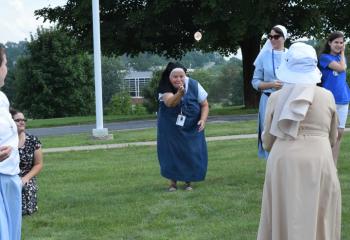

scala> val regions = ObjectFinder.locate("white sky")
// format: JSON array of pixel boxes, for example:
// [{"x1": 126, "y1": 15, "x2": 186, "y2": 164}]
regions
[{"x1": 0, "y1": 0, "x2": 67, "y2": 44}]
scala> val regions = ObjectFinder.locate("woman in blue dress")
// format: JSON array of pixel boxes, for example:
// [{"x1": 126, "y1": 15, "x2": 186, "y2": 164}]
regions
[
  {"x1": 251, "y1": 25, "x2": 288, "y2": 159},
  {"x1": 319, "y1": 31, "x2": 349, "y2": 165},
  {"x1": 157, "y1": 62, "x2": 209, "y2": 191}
]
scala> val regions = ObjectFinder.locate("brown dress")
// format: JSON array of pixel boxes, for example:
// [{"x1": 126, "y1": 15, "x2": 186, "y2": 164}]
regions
[{"x1": 257, "y1": 86, "x2": 341, "y2": 240}]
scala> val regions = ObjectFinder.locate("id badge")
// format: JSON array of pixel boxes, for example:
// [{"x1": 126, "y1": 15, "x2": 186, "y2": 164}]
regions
[{"x1": 176, "y1": 114, "x2": 186, "y2": 126}]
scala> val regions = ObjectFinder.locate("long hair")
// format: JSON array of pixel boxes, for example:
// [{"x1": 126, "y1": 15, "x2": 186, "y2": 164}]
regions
[
  {"x1": 0, "y1": 47, "x2": 5, "y2": 66},
  {"x1": 321, "y1": 31, "x2": 344, "y2": 54},
  {"x1": 157, "y1": 62, "x2": 187, "y2": 94},
  {"x1": 9, "y1": 108, "x2": 21, "y2": 118}
]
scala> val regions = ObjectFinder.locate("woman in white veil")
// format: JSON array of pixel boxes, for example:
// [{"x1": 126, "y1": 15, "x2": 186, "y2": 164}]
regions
[{"x1": 251, "y1": 25, "x2": 288, "y2": 159}]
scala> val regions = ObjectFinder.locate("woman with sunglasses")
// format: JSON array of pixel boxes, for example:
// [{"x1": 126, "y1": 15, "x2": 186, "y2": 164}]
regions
[
  {"x1": 0, "y1": 47, "x2": 22, "y2": 239},
  {"x1": 10, "y1": 109, "x2": 43, "y2": 215},
  {"x1": 318, "y1": 31, "x2": 349, "y2": 166},
  {"x1": 251, "y1": 25, "x2": 288, "y2": 159}
]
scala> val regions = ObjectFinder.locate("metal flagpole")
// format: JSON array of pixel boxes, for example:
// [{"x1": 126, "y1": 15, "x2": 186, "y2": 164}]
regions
[{"x1": 92, "y1": 0, "x2": 111, "y2": 139}]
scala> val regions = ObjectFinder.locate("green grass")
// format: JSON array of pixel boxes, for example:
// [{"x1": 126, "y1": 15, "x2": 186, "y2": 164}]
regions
[
  {"x1": 26, "y1": 114, "x2": 156, "y2": 129},
  {"x1": 26, "y1": 106, "x2": 258, "y2": 129},
  {"x1": 22, "y1": 137, "x2": 350, "y2": 240},
  {"x1": 40, "y1": 121, "x2": 257, "y2": 148}
]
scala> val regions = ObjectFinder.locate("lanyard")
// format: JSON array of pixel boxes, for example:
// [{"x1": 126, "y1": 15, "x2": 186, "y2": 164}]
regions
[{"x1": 272, "y1": 49, "x2": 276, "y2": 78}]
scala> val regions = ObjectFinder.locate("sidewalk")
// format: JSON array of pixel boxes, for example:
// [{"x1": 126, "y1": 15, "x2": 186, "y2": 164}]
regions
[{"x1": 43, "y1": 134, "x2": 258, "y2": 153}]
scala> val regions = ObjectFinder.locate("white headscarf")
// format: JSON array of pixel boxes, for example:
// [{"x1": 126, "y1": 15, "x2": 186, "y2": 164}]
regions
[
  {"x1": 253, "y1": 25, "x2": 288, "y2": 66},
  {"x1": 268, "y1": 43, "x2": 320, "y2": 139}
]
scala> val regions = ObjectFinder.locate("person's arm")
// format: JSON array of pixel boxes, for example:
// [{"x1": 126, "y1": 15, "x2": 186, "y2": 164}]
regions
[
  {"x1": 0, "y1": 146, "x2": 12, "y2": 162},
  {"x1": 328, "y1": 47, "x2": 347, "y2": 72},
  {"x1": 198, "y1": 100, "x2": 209, "y2": 132},
  {"x1": 258, "y1": 81, "x2": 283, "y2": 90},
  {"x1": 162, "y1": 85, "x2": 185, "y2": 107},
  {"x1": 262, "y1": 96, "x2": 276, "y2": 151},
  {"x1": 21, "y1": 147, "x2": 43, "y2": 185},
  {"x1": 252, "y1": 55, "x2": 282, "y2": 91},
  {"x1": 329, "y1": 96, "x2": 339, "y2": 148}
]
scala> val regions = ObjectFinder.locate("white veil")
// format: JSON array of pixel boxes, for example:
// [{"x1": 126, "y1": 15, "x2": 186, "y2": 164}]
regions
[{"x1": 253, "y1": 25, "x2": 288, "y2": 66}]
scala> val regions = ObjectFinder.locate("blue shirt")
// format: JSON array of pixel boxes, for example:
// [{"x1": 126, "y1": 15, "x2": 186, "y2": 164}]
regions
[{"x1": 319, "y1": 53, "x2": 350, "y2": 104}]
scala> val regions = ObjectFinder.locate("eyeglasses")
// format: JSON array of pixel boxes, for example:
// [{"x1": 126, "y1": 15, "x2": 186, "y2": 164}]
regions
[
  {"x1": 268, "y1": 34, "x2": 282, "y2": 40},
  {"x1": 14, "y1": 118, "x2": 27, "y2": 123}
]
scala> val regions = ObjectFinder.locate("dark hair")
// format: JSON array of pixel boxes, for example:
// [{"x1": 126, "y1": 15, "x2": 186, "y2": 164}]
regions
[
  {"x1": 321, "y1": 31, "x2": 344, "y2": 54},
  {"x1": 271, "y1": 27, "x2": 284, "y2": 39},
  {"x1": 157, "y1": 62, "x2": 187, "y2": 94},
  {"x1": 0, "y1": 47, "x2": 5, "y2": 66},
  {"x1": 9, "y1": 108, "x2": 22, "y2": 118}
]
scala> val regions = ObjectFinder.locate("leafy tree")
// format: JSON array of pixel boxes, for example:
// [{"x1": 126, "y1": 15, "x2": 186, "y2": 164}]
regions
[
  {"x1": 215, "y1": 61, "x2": 244, "y2": 106},
  {"x1": 119, "y1": 51, "x2": 225, "y2": 71},
  {"x1": 101, "y1": 55, "x2": 125, "y2": 106},
  {"x1": 1, "y1": 41, "x2": 28, "y2": 102},
  {"x1": 14, "y1": 27, "x2": 94, "y2": 118},
  {"x1": 120, "y1": 53, "x2": 167, "y2": 71},
  {"x1": 142, "y1": 70, "x2": 161, "y2": 113},
  {"x1": 36, "y1": 0, "x2": 350, "y2": 107},
  {"x1": 189, "y1": 60, "x2": 243, "y2": 105}
]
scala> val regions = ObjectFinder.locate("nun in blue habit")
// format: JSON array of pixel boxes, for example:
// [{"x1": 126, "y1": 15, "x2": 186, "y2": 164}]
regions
[
  {"x1": 157, "y1": 62, "x2": 209, "y2": 191},
  {"x1": 251, "y1": 25, "x2": 288, "y2": 159}
]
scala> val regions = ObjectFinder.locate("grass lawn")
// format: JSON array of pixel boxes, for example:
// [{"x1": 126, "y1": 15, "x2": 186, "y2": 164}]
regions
[
  {"x1": 26, "y1": 106, "x2": 258, "y2": 129},
  {"x1": 22, "y1": 137, "x2": 350, "y2": 239},
  {"x1": 40, "y1": 121, "x2": 257, "y2": 148}
]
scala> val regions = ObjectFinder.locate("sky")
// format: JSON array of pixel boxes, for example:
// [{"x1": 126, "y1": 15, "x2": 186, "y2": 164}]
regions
[{"x1": 0, "y1": 0, "x2": 67, "y2": 44}]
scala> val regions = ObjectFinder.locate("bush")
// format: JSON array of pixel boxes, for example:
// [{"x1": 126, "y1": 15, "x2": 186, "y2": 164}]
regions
[{"x1": 106, "y1": 91, "x2": 132, "y2": 115}]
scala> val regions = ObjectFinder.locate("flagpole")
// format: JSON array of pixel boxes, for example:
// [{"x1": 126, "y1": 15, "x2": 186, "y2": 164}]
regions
[{"x1": 92, "y1": 0, "x2": 111, "y2": 139}]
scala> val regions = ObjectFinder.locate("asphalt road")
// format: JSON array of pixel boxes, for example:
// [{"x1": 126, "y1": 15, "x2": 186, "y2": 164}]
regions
[{"x1": 27, "y1": 114, "x2": 257, "y2": 137}]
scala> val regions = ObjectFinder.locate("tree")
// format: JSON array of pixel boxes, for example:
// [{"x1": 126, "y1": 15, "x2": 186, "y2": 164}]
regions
[
  {"x1": 142, "y1": 69, "x2": 161, "y2": 114},
  {"x1": 101, "y1": 55, "x2": 125, "y2": 106},
  {"x1": 35, "y1": 0, "x2": 350, "y2": 107},
  {"x1": 105, "y1": 91, "x2": 132, "y2": 115},
  {"x1": 1, "y1": 41, "x2": 28, "y2": 102},
  {"x1": 14, "y1": 27, "x2": 94, "y2": 118}
]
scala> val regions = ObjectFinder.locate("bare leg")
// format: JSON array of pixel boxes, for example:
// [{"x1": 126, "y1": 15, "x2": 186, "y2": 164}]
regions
[{"x1": 332, "y1": 128, "x2": 344, "y2": 166}]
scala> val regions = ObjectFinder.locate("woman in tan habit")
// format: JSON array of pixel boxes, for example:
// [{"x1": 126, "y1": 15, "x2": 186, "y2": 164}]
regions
[{"x1": 257, "y1": 42, "x2": 341, "y2": 240}]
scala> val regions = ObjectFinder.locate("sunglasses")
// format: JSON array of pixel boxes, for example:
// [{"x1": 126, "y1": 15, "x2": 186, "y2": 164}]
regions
[
  {"x1": 268, "y1": 34, "x2": 282, "y2": 40},
  {"x1": 14, "y1": 118, "x2": 27, "y2": 123}
]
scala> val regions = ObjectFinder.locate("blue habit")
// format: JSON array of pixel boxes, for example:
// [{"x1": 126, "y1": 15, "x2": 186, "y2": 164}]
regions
[{"x1": 157, "y1": 78, "x2": 208, "y2": 182}]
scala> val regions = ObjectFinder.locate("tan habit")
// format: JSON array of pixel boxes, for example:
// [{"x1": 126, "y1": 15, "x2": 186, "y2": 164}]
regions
[{"x1": 257, "y1": 86, "x2": 341, "y2": 240}]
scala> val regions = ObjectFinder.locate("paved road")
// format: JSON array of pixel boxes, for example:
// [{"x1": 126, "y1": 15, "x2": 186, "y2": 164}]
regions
[{"x1": 27, "y1": 114, "x2": 257, "y2": 137}]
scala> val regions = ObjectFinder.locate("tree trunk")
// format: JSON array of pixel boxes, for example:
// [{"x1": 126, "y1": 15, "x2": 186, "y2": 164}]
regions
[{"x1": 240, "y1": 35, "x2": 261, "y2": 108}]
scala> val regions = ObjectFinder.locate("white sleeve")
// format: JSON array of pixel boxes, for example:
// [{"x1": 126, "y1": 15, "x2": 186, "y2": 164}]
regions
[{"x1": 197, "y1": 82, "x2": 208, "y2": 103}]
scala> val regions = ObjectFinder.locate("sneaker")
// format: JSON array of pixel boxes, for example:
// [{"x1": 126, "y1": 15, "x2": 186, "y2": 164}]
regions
[
  {"x1": 184, "y1": 183, "x2": 193, "y2": 191},
  {"x1": 168, "y1": 185, "x2": 177, "y2": 192}
]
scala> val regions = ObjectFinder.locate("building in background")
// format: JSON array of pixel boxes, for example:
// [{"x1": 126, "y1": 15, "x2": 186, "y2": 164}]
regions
[{"x1": 124, "y1": 71, "x2": 153, "y2": 103}]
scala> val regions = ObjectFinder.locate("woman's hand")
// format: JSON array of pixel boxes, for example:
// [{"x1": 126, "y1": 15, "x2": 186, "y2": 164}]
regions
[
  {"x1": 0, "y1": 146, "x2": 12, "y2": 162},
  {"x1": 197, "y1": 119, "x2": 206, "y2": 132},
  {"x1": 177, "y1": 84, "x2": 185, "y2": 96},
  {"x1": 21, "y1": 176, "x2": 30, "y2": 186},
  {"x1": 272, "y1": 80, "x2": 283, "y2": 90}
]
